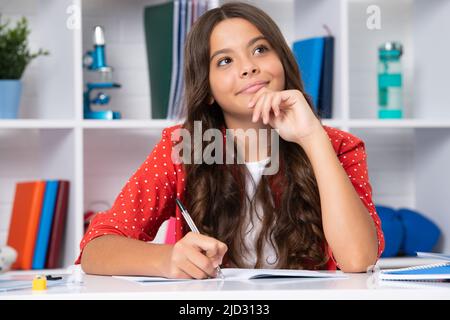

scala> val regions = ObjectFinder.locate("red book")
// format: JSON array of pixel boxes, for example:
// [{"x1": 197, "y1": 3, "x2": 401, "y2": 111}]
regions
[
  {"x1": 45, "y1": 180, "x2": 70, "y2": 269},
  {"x1": 7, "y1": 181, "x2": 46, "y2": 270}
]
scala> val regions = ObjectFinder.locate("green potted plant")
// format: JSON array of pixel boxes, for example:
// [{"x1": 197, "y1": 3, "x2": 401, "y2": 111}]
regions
[{"x1": 0, "y1": 16, "x2": 48, "y2": 119}]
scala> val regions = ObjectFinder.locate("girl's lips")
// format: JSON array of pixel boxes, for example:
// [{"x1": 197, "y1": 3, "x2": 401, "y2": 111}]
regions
[{"x1": 238, "y1": 82, "x2": 269, "y2": 94}]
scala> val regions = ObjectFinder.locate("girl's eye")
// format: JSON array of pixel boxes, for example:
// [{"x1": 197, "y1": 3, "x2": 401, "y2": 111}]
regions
[
  {"x1": 217, "y1": 57, "x2": 232, "y2": 67},
  {"x1": 254, "y1": 45, "x2": 269, "y2": 54}
]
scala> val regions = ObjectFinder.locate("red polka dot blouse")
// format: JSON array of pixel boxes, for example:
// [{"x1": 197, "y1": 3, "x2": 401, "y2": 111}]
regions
[{"x1": 75, "y1": 125, "x2": 385, "y2": 270}]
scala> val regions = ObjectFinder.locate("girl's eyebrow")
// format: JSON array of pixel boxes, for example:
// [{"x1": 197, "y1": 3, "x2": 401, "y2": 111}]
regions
[{"x1": 210, "y1": 35, "x2": 267, "y2": 62}]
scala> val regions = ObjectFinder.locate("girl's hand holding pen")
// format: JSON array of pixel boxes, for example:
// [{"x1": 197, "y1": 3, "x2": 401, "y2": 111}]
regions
[{"x1": 162, "y1": 232, "x2": 228, "y2": 279}]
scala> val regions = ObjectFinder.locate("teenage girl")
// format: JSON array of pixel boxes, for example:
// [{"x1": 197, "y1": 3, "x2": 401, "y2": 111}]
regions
[{"x1": 77, "y1": 2, "x2": 384, "y2": 278}]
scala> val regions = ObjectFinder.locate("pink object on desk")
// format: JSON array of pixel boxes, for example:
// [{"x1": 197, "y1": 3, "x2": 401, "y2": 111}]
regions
[{"x1": 164, "y1": 217, "x2": 176, "y2": 244}]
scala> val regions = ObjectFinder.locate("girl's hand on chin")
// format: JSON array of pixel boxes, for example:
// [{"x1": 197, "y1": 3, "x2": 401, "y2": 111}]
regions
[{"x1": 247, "y1": 88, "x2": 324, "y2": 146}]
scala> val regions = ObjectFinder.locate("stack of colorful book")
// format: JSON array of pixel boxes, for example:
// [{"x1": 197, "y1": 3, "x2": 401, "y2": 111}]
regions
[{"x1": 6, "y1": 180, "x2": 70, "y2": 270}]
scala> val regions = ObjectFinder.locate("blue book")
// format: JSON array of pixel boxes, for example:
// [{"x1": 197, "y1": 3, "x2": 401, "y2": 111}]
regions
[
  {"x1": 318, "y1": 36, "x2": 334, "y2": 119},
  {"x1": 380, "y1": 262, "x2": 450, "y2": 281},
  {"x1": 32, "y1": 180, "x2": 59, "y2": 269},
  {"x1": 292, "y1": 37, "x2": 325, "y2": 112}
]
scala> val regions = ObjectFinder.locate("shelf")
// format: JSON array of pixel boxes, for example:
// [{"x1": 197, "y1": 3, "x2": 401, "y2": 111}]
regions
[
  {"x1": 0, "y1": 128, "x2": 78, "y2": 267},
  {"x1": 347, "y1": 0, "x2": 450, "y2": 120},
  {"x1": 81, "y1": 119, "x2": 179, "y2": 129},
  {"x1": 0, "y1": 119, "x2": 180, "y2": 130},
  {"x1": 0, "y1": 120, "x2": 77, "y2": 129},
  {"x1": 2, "y1": 0, "x2": 450, "y2": 269},
  {"x1": 344, "y1": 119, "x2": 450, "y2": 129},
  {"x1": 4, "y1": 119, "x2": 450, "y2": 130},
  {"x1": 323, "y1": 119, "x2": 450, "y2": 129}
]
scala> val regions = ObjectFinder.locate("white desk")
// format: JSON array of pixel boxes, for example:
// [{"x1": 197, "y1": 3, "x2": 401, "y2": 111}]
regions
[{"x1": 1, "y1": 260, "x2": 449, "y2": 300}]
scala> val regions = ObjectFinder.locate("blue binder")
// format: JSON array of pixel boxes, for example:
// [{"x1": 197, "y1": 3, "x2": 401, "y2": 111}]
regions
[
  {"x1": 32, "y1": 180, "x2": 59, "y2": 269},
  {"x1": 293, "y1": 37, "x2": 324, "y2": 112},
  {"x1": 292, "y1": 36, "x2": 334, "y2": 118}
]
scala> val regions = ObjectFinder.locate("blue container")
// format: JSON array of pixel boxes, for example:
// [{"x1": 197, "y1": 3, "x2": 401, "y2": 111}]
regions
[
  {"x1": 378, "y1": 42, "x2": 403, "y2": 119},
  {"x1": 0, "y1": 80, "x2": 22, "y2": 119}
]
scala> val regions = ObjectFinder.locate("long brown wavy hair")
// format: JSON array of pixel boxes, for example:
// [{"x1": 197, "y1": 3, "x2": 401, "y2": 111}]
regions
[{"x1": 181, "y1": 2, "x2": 329, "y2": 269}]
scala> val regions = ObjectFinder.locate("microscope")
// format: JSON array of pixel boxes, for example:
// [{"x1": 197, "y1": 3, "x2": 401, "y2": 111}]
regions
[{"x1": 83, "y1": 26, "x2": 121, "y2": 120}]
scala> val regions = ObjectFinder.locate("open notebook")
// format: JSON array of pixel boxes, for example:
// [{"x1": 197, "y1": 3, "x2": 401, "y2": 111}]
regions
[
  {"x1": 379, "y1": 252, "x2": 450, "y2": 281},
  {"x1": 114, "y1": 268, "x2": 347, "y2": 283}
]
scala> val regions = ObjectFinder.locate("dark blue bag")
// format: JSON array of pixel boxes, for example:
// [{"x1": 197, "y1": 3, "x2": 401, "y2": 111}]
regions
[
  {"x1": 375, "y1": 205, "x2": 441, "y2": 257},
  {"x1": 397, "y1": 208, "x2": 441, "y2": 256},
  {"x1": 376, "y1": 205, "x2": 404, "y2": 257}
]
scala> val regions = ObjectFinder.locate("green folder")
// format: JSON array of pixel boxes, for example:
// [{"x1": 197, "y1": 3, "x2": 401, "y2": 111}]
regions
[{"x1": 144, "y1": 3, "x2": 174, "y2": 119}]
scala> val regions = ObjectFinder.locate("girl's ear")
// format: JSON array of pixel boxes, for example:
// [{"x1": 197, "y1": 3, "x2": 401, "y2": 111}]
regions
[{"x1": 208, "y1": 96, "x2": 215, "y2": 105}]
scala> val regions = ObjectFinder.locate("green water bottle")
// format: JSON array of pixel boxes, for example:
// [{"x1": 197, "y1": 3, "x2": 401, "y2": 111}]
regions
[{"x1": 378, "y1": 42, "x2": 403, "y2": 119}]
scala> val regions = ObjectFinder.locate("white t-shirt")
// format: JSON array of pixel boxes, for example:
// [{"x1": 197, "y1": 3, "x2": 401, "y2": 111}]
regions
[{"x1": 241, "y1": 157, "x2": 278, "y2": 268}]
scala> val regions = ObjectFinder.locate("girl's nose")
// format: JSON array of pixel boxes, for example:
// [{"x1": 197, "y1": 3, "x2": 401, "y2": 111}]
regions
[{"x1": 241, "y1": 66, "x2": 259, "y2": 78}]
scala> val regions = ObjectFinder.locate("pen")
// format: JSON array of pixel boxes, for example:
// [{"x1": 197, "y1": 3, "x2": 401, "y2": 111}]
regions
[{"x1": 175, "y1": 198, "x2": 225, "y2": 279}]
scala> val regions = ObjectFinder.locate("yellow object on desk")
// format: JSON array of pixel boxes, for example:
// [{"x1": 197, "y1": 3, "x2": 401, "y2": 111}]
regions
[{"x1": 32, "y1": 275, "x2": 47, "y2": 290}]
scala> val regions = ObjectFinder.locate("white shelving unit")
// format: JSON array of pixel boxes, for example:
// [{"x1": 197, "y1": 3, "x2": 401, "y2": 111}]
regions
[{"x1": 1, "y1": 0, "x2": 450, "y2": 268}]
